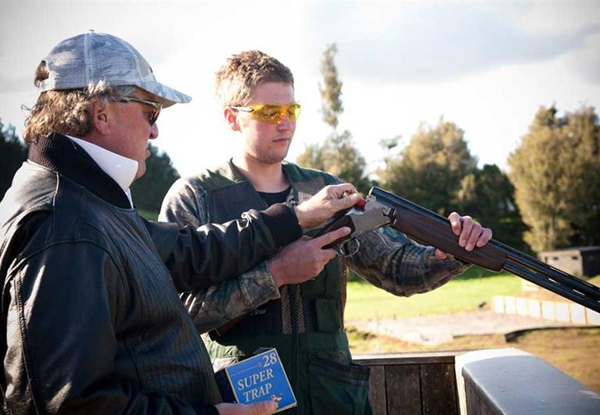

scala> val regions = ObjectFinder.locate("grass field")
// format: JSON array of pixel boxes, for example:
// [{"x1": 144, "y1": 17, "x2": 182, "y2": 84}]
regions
[
  {"x1": 345, "y1": 272, "x2": 523, "y2": 320},
  {"x1": 345, "y1": 274, "x2": 600, "y2": 394}
]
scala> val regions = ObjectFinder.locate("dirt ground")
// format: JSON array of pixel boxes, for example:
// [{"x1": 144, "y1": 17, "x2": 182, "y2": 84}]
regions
[
  {"x1": 347, "y1": 310, "x2": 581, "y2": 346},
  {"x1": 346, "y1": 311, "x2": 600, "y2": 394},
  {"x1": 347, "y1": 277, "x2": 600, "y2": 393}
]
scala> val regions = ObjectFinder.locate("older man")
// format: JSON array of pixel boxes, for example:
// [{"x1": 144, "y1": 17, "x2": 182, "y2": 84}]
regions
[{"x1": 0, "y1": 32, "x2": 358, "y2": 415}]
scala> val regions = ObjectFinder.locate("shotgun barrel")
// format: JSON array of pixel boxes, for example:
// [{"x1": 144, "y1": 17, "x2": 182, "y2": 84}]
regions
[{"x1": 369, "y1": 186, "x2": 600, "y2": 314}]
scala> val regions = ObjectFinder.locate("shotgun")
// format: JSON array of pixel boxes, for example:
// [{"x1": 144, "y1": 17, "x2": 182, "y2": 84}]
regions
[{"x1": 317, "y1": 186, "x2": 600, "y2": 314}]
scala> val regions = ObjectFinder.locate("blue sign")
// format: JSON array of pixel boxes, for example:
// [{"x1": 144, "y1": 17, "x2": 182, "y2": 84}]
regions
[{"x1": 223, "y1": 348, "x2": 297, "y2": 412}]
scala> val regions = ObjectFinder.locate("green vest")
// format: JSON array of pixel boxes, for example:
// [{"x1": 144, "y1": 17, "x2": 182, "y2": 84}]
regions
[{"x1": 198, "y1": 161, "x2": 371, "y2": 415}]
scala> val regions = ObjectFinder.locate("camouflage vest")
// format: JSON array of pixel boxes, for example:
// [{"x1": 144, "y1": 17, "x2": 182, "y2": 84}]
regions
[
  {"x1": 201, "y1": 159, "x2": 348, "y2": 335},
  {"x1": 199, "y1": 160, "x2": 351, "y2": 384}
]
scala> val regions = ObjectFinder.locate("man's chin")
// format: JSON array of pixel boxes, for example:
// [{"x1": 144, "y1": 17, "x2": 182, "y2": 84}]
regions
[{"x1": 134, "y1": 164, "x2": 146, "y2": 181}]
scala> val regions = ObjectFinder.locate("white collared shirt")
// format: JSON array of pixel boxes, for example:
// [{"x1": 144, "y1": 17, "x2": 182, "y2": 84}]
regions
[{"x1": 68, "y1": 136, "x2": 138, "y2": 208}]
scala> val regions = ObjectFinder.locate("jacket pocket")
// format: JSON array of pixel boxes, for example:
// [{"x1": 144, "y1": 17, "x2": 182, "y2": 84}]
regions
[
  {"x1": 315, "y1": 298, "x2": 342, "y2": 332},
  {"x1": 307, "y1": 356, "x2": 372, "y2": 415}
]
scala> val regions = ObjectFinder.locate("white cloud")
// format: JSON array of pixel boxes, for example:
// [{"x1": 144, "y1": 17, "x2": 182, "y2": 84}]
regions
[
  {"x1": 302, "y1": 2, "x2": 600, "y2": 84},
  {"x1": 515, "y1": 1, "x2": 600, "y2": 34},
  {"x1": 1, "y1": 1, "x2": 599, "y2": 179}
]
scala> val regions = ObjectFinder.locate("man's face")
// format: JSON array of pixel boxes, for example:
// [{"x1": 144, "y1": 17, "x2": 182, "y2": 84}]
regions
[
  {"x1": 101, "y1": 88, "x2": 160, "y2": 179},
  {"x1": 235, "y1": 82, "x2": 296, "y2": 165}
]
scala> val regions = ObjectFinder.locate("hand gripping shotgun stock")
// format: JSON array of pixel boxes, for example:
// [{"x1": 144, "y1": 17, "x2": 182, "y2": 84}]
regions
[{"x1": 317, "y1": 186, "x2": 600, "y2": 314}]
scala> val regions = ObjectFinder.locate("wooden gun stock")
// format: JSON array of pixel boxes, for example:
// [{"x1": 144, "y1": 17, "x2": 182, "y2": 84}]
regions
[
  {"x1": 370, "y1": 186, "x2": 600, "y2": 313},
  {"x1": 391, "y1": 206, "x2": 507, "y2": 271}
]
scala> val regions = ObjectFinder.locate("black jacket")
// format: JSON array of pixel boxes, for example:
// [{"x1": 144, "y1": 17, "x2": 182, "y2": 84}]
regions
[{"x1": 0, "y1": 134, "x2": 301, "y2": 414}]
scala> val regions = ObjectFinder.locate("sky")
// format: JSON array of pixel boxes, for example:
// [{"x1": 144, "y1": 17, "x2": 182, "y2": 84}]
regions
[{"x1": 1, "y1": 1, "x2": 599, "y2": 179}]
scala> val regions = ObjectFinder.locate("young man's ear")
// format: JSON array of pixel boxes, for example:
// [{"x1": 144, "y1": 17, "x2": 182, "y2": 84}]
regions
[{"x1": 224, "y1": 107, "x2": 241, "y2": 131}]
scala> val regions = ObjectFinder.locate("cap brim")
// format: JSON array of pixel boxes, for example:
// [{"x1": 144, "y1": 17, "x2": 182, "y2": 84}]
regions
[{"x1": 139, "y1": 80, "x2": 192, "y2": 108}]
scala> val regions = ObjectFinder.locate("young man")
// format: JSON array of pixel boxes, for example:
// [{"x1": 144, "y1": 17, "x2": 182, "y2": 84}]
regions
[
  {"x1": 159, "y1": 50, "x2": 493, "y2": 415},
  {"x1": 0, "y1": 33, "x2": 359, "y2": 415}
]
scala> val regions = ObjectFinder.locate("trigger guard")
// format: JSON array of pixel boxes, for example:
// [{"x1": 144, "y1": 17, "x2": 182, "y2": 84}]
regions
[{"x1": 336, "y1": 239, "x2": 360, "y2": 257}]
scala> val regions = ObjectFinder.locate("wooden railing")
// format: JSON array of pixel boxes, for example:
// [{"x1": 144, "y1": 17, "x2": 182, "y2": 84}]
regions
[
  {"x1": 355, "y1": 351, "x2": 460, "y2": 415},
  {"x1": 354, "y1": 348, "x2": 600, "y2": 415}
]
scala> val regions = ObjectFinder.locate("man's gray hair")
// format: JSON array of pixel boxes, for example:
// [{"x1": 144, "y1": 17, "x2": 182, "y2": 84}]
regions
[{"x1": 24, "y1": 70, "x2": 135, "y2": 143}]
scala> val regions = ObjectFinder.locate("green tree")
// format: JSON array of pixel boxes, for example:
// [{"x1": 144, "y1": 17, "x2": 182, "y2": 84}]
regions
[
  {"x1": 296, "y1": 44, "x2": 370, "y2": 193},
  {"x1": 562, "y1": 106, "x2": 600, "y2": 246},
  {"x1": 296, "y1": 143, "x2": 324, "y2": 170},
  {"x1": 377, "y1": 118, "x2": 478, "y2": 216},
  {"x1": 508, "y1": 105, "x2": 600, "y2": 251},
  {"x1": 319, "y1": 43, "x2": 343, "y2": 131},
  {"x1": 456, "y1": 164, "x2": 529, "y2": 251},
  {"x1": 131, "y1": 144, "x2": 180, "y2": 213},
  {"x1": 0, "y1": 119, "x2": 28, "y2": 200}
]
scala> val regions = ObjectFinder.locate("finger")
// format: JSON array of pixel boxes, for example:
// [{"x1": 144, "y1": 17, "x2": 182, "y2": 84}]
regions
[
  {"x1": 475, "y1": 227, "x2": 493, "y2": 247},
  {"x1": 248, "y1": 400, "x2": 278, "y2": 415},
  {"x1": 345, "y1": 192, "x2": 361, "y2": 206},
  {"x1": 313, "y1": 226, "x2": 351, "y2": 248},
  {"x1": 464, "y1": 222, "x2": 482, "y2": 251},
  {"x1": 448, "y1": 212, "x2": 462, "y2": 236},
  {"x1": 458, "y1": 216, "x2": 473, "y2": 248},
  {"x1": 434, "y1": 248, "x2": 448, "y2": 259},
  {"x1": 333, "y1": 192, "x2": 360, "y2": 210},
  {"x1": 318, "y1": 248, "x2": 338, "y2": 263},
  {"x1": 330, "y1": 183, "x2": 358, "y2": 198}
]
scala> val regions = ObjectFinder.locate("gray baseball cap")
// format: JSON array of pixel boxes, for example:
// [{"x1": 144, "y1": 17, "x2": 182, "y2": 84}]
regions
[{"x1": 38, "y1": 31, "x2": 191, "y2": 107}]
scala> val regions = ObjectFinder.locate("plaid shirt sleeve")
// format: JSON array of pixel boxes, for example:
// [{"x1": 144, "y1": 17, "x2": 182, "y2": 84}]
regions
[
  {"x1": 159, "y1": 177, "x2": 280, "y2": 333},
  {"x1": 349, "y1": 225, "x2": 471, "y2": 297}
]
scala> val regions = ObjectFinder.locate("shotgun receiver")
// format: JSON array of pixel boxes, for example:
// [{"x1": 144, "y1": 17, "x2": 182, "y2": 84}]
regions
[{"x1": 317, "y1": 186, "x2": 600, "y2": 314}]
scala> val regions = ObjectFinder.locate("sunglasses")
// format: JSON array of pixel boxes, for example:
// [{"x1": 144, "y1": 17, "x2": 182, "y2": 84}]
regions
[
  {"x1": 117, "y1": 96, "x2": 162, "y2": 126},
  {"x1": 231, "y1": 103, "x2": 301, "y2": 125}
]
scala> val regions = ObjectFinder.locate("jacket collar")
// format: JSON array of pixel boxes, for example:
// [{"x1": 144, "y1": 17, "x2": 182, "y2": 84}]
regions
[
  {"x1": 28, "y1": 133, "x2": 132, "y2": 208},
  {"x1": 226, "y1": 158, "x2": 298, "y2": 186}
]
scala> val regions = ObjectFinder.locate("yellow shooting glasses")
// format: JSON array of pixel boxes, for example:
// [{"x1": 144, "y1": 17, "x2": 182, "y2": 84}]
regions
[{"x1": 232, "y1": 102, "x2": 301, "y2": 125}]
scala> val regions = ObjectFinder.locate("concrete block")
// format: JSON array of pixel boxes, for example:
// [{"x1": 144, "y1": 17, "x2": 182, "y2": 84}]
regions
[
  {"x1": 541, "y1": 301, "x2": 555, "y2": 321},
  {"x1": 569, "y1": 304, "x2": 587, "y2": 324},
  {"x1": 587, "y1": 309, "x2": 600, "y2": 325},
  {"x1": 504, "y1": 296, "x2": 517, "y2": 314},
  {"x1": 455, "y1": 348, "x2": 528, "y2": 415},
  {"x1": 457, "y1": 348, "x2": 600, "y2": 415},
  {"x1": 555, "y1": 302, "x2": 571, "y2": 322},
  {"x1": 528, "y1": 299, "x2": 542, "y2": 318},
  {"x1": 492, "y1": 296, "x2": 505, "y2": 314},
  {"x1": 516, "y1": 298, "x2": 529, "y2": 316}
]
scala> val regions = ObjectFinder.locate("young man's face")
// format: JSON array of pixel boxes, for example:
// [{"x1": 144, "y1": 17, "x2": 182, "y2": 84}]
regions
[{"x1": 235, "y1": 82, "x2": 297, "y2": 165}]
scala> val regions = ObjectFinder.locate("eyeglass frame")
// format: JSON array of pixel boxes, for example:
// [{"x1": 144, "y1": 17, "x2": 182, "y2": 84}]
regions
[
  {"x1": 231, "y1": 102, "x2": 301, "y2": 125},
  {"x1": 115, "y1": 96, "x2": 162, "y2": 126}
]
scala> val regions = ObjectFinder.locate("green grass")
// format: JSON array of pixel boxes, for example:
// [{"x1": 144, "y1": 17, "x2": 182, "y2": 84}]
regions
[
  {"x1": 345, "y1": 273, "x2": 522, "y2": 321},
  {"x1": 138, "y1": 209, "x2": 158, "y2": 221},
  {"x1": 345, "y1": 274, "x2": 600, "y2": 394}
]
